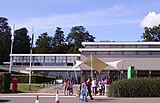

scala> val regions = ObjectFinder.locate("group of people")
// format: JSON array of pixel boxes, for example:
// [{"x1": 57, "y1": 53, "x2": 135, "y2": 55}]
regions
[
  {"x1": 63, "y1": 77, "x2": 111, "y2": 102},
  {"x1": 79, "y1": 77, "x2": 111, "y2": 102},
  {"x1": 63, "y1": 79, "x2": 73, "y2": 95}
]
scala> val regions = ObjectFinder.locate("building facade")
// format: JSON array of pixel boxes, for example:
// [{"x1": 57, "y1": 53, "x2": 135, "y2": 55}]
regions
[
  {"x1": 9, "y1": 54, "x2": 81, "y2": 82},
  {"x1": 79, "y1": 41, "x2": 160, "y2": 81},
  {"x1": 3, "y1": 41, "x2": 160, "y2": 82}
]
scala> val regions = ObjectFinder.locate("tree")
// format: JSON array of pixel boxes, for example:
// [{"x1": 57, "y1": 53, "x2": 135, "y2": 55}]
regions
[
  {"x1": 13, "y1": 28, "x2": 30, "y2": 54},
  {"x1": 0, "y1": 17, "x2": 11, "y2": 35},
  {"x1": 0, "y1": 17, "x2": 11, "y2": 64},
  {"x1": 66, "y1": 26, "x2": 95, "y2": 53},
  {"x1": 35, "y1": 32, "x2": 52, "y2": 53},
  {"x1": 142, "y1": 25, "x2": 160, "y2": 41},
  {"x1": 52, "y1": 27, "x2": 67, "y2": 53},
  {"x1": 53, "y1": 27, "x2": 65, "y2": 46}
]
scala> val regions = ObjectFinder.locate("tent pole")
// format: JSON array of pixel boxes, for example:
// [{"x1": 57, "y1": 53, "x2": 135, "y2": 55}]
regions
[
  {"x1": 91, "y1": 54, "x2": 93, "y2": 79},
  {"x1": 74, "y1": 70, "x2": 78, "y2": 82}
]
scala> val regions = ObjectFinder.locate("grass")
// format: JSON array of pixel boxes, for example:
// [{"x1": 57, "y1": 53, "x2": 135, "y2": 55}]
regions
[
  {"x1": 11, "y1": 83, "x2": 43, "y2": 93},
  {"x1": 11, "y1": 83, "x2": 58, "y2": 93}
]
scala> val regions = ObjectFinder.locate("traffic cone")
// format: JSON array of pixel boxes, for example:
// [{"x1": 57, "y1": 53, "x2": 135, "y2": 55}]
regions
[
  {"x1": 35, "y1": 95, "x2": 39, "y2": 103},
  {"x1": 55, "y1": 90, "x2": 60, "y2": 103}
]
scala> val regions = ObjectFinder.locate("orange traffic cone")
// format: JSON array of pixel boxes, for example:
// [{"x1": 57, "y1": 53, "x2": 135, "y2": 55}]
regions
[
  {"x1": 35, "y1": 95, "x2": 39, "y2": 103},
  {"x1": 55, "y1": 90, "x2": 60, "y2": 103}
]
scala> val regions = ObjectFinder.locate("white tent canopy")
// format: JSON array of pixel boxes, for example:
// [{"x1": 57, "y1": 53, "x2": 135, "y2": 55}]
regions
[
  {"x1": 71, "y1": 60, "x2": 83, "y2": 81},
  {"x1": 71, "y1": 57, "x2": 123, "y2": 80},
  {"x1": 105, "y1": 60, "x2": 123, "y2": 71}
]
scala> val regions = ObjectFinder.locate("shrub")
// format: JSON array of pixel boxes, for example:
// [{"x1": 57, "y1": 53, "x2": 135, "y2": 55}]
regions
[
  {"x1": 11, "y1": 74, "x2": 55, "y2": 83},
  {"x1": 108, "y1": 78, "x2": 160, "y2": 97},
  {"x1": 0, "y1": 72, "x2": 11, "y2": 93}
]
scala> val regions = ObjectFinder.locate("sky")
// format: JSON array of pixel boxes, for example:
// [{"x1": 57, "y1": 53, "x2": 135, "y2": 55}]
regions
[{"x1": 1, "y1": 0, "x2": 160, "y2": 42}]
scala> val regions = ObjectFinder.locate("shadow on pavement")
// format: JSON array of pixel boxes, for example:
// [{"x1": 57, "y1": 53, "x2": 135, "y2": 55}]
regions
[
  {"x1": 0, "y1": 99, "x2": 10, "y2": 102},
  {"x1": 90, "y1": 98, "x2": 116, "y2": 102}
]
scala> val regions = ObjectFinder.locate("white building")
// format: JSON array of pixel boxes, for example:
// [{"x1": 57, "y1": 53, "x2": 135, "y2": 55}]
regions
[
  {"x1": 2, "y1": 41, "x2": 160, "y2": 82},
  {"x1": 7, "y1": 54, "x2": 81, "y2": 82},
  {"x1": 79, "y1": 41, "x2": 160, "y2": 81}
]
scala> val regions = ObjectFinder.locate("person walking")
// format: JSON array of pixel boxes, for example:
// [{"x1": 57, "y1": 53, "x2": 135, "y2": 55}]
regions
[
  {"x1": 80, "y1": 78, "x2": 88, "y2": 102},
  {"x1": 86, "y1": 77, "x2": 94, "y2": 100}
]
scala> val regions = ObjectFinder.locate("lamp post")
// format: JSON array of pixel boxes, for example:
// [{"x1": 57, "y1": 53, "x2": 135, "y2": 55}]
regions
[
  {"x1": 29, "y1": 27, "x2": 34, "y2": 91},
  {"x1": 9, "y1": 24, "x2": 15, "y2": 73}
]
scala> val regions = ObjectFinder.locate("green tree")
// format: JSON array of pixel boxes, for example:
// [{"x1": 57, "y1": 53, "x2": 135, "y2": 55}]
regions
[
  {"x1": 142, "y1": 25, "x2": 160, "y2": 41},
  {"x1": 66, "y1": 26, "x2": 95, "y2": 53},
  {"x1": 13, "y1": 28, "x2": 30, "y2": 54},
  {"x1": 52, "y1": 27, "x2": 67, "y2": 53},
  {"x1": 0, "y1": 17, "x2": 11, "y2": 64},
  {"x1": 35, "y1": 32, "x2": 52, "y2": 53}
]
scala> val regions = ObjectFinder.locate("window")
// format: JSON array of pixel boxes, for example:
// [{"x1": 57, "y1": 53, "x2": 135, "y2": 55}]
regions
[
  {"x1": 124, "y1": 52, "x2": 137, "y2": 55},
  {"x1": 110, "y1": 52, "x2": 123, "y2": 55},
  {"x1": 151, "y1": 52, "x2": 160, "y2": 55},
  {"x1": 137, "y1": 52, "x2": 150, "y2": 55}
]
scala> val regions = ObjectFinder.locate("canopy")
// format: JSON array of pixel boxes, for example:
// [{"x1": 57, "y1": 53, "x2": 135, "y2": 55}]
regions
[
  {"x1": 71, "y1": 60, "x2": 83, "y2": 69},
  {"x1": 83, "y1": 54, "x2": 108, "y2": 73},
  {"x1": 71, "y1": 60, "x2": 83, "y2": 81},
  {"x1": 105, "y1": 60, "x2": 123, "y2": 71}
]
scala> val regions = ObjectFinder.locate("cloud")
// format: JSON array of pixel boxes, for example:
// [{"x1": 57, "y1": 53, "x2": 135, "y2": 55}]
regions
[
  {"x1": 140, "y1": 12, "x2": 160, "y2": 28},
  {"x1": 14, "y1": 4, "x2": 139, "y2": 31}
]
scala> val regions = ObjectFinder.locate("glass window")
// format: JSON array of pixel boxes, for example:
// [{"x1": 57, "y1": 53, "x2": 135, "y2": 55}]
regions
[
  {"x1": 96, "y1": 52, "x2": 109, "y2": 55},
  {"x1": 91, "y1": 45, "x2": 98, "y2": 48},
  {"x1": 137, "y1": 45, "x2": 149, "y2": 48},
  {"x1": 116, "y1": 45, "x2": 123, "y2": 48},
  {"x1": 137, "y1": 52, "x2": 150, "y2": 55},
  {"x1": 151, "y1": 52, "x2": 160, "y2": 55},
  {"x1": 129, "y1": 45, "x2": 136, "y2": 48},
  {"x1": 110, "y1": 45, "x2": 117, "y2": 48},
  {"x1": 124, "y1": 52, "x2": 137, "y2": 55},
  {"x1": 98, "y1": 45, "x2": 110, "y2": 48},
  {"x1": 110, "y1": 52, "x2": 123, "y2": 55},
  {"x1": 123, "y1": 45, "x2": 130, "y2": 48},
  {"x1": 149, "y1": 45, "x2": 160, "y2": 48}
]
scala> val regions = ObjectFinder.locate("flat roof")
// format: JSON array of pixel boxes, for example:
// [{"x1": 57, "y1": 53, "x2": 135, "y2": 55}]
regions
[
  {"x1": 26, "y1": 66, "x2": 81, "y2": 71},
  {"x1": 79, "y1": 48, "x2": 160, "y2": 52},
  {"x1": 82, "y1": 42, "x2": 160, "y2": 46},
  {"x1": 10, "y1": 54, "x2": 81, "y2": 56}
]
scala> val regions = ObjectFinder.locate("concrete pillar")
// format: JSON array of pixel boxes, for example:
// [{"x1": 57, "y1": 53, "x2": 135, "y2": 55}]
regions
[{"x1": 149, "y1": 70, "x2": 151, "y2": 77}]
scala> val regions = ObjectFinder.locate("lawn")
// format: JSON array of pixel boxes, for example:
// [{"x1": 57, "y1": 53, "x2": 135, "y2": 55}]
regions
[
  {"x1": 11, "y1": 83, "x2": 43, "y2": 93},
  {"x1": 11, "y1": 83, "x2": 58, "y2": 93}
]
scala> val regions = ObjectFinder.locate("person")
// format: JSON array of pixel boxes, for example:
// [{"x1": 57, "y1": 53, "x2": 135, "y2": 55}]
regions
[
  {"x1": 66, "y1": 79, "x2": 71, "y2": 95},
  {"x1": 104, "y1": 77, "x2": 110, "y2": 95},
  {"x1": 80, "y1": 78, "x2": 88, "y2": 102},
  {"x1": 98, "y1": 81, "x2": 102, "y2": 95},
  {"x1": 86, "y1": 77, "x2": 94, "y2": 100},
  {"x1": 91, "y1": 78, "x2": 97, "y2": 95},
  {"x1": 63, "y1": 79, "x2": 67, "y2": 95},
  {"x1": 101, "y1": 78, "x2": 105, "y2": 95},
  {"x1": 70, "y1": 80, "x2": 73, "y2": 95}
]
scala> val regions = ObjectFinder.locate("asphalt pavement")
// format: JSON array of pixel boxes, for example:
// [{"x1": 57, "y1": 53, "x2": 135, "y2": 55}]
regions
[{"x1": 0, "y1": 84, "x2": 160, "y2": 103}]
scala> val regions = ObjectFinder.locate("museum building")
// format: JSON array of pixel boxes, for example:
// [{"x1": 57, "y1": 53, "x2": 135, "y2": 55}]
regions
[{"x1": 6, "y1": 41, "x2": 160, "y2": 81}]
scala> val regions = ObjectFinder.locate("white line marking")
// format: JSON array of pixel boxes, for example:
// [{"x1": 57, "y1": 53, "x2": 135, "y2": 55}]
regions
[
  {"x1": 0, "y1": 96, "x2": 75, "y2": 98},
  {"x1": 0, "y1": 95, "x2": 107, "y2": 98}
]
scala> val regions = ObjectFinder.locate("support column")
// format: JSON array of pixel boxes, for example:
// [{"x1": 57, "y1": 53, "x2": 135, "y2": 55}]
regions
[
  {"x1": 107, "y1": 70, "x2": 110, "y2": 78},
  {"x1": 149, "y1": 70, "x2": 151, "y2": 77}
]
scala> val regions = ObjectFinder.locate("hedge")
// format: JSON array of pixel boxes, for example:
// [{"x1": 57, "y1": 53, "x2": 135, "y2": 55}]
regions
[
  {"x1": 11, "y1": 74, "x2": 56, "y2": 83},
  {"x1": 108, "y1": 78, "x2": 160, "y2": 97},
  {"x1": 0, "y1": 72, "x2": 11, "y2": 93}
]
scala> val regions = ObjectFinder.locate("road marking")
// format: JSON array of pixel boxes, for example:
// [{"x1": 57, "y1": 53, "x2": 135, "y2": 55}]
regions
[
  {"x1": 0, "y1": 96, "x2": 74, "y2": 98},
  {"x1": 0, "y1": 95, "x2": 107, "y2": 98}
]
